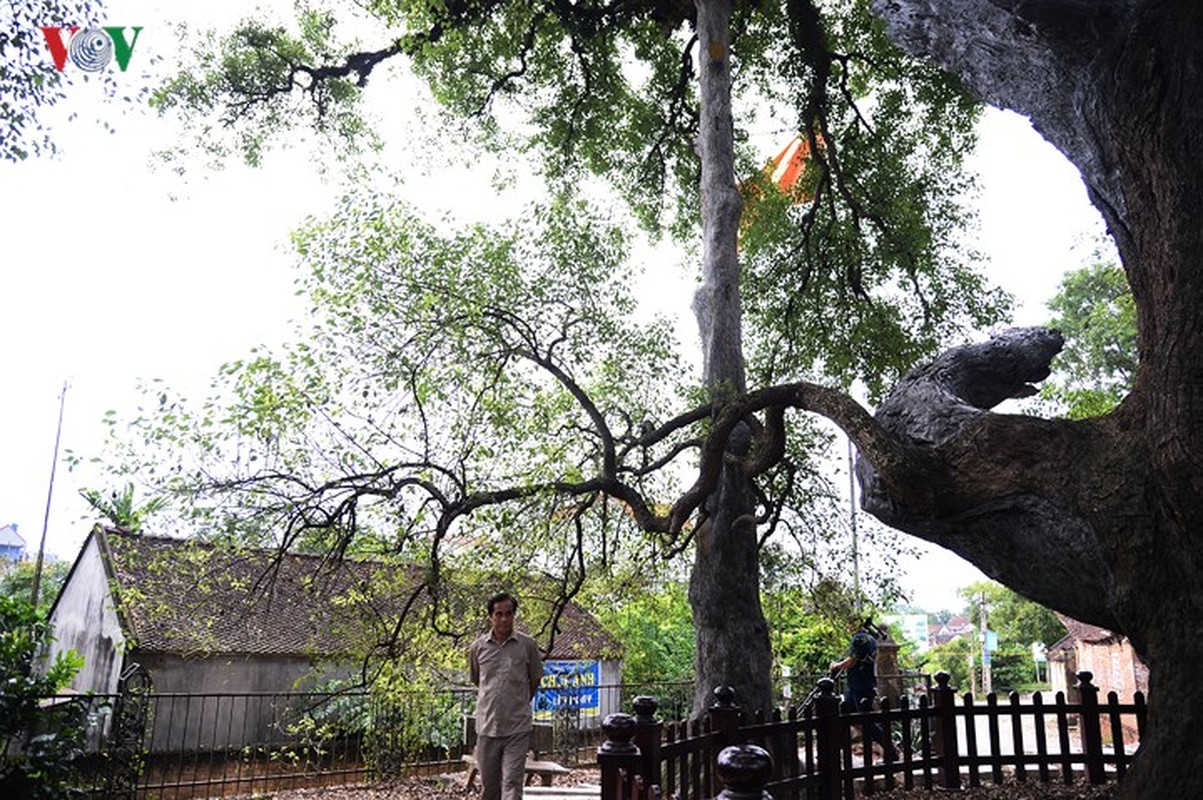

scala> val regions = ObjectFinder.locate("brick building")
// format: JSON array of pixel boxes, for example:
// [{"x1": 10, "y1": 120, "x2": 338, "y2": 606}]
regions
[{"x1": 1048, "y1": 614, "x2": 1148, "y2": 742}]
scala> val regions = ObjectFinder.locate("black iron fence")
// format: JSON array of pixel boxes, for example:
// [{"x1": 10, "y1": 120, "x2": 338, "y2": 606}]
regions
[
  {"x1": 21, "y1": 670, "x2": 947, "y2": 798},
  {"x1": 30, "y1": 677, "x2": 695, "y2": 798}
]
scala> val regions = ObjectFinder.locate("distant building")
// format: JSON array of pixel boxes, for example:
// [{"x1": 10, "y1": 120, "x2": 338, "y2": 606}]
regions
[
  {"x1": 0, "y1": 523, "x2": 25, "y2": 562},
  {"x1": 886, "y1": 613, "x2": 931, "y2": 653},
  {"x1": 928, "y1": 615, "x2": 974, "y2": 647}
]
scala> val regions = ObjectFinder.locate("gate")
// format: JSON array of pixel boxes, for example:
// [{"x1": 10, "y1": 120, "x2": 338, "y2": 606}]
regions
[{"x1": 102, "y1": 663, "x2": 153, "y2": 799}]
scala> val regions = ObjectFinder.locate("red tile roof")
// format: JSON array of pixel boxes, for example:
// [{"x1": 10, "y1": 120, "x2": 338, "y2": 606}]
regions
[{"x1": 928, "y1": 616, "x2": 975, "y2": 646}]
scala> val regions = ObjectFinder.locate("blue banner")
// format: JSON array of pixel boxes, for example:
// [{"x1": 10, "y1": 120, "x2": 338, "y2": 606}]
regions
[{"x1": 535, "y1": 660, "x2": 600, "y2": 720}]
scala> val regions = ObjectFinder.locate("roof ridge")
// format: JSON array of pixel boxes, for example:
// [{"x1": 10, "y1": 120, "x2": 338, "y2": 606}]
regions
[{"x1": 102, "y1": 526, "x2": 409, "y2": 570}]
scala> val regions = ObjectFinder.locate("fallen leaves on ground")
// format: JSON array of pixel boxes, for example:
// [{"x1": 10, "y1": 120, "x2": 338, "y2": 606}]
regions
[
  {"x1": 873, "y1": 781, "x2": 1115, "y2": 800},
  {"x1": 261, "y1": 767, "x2": 600, "y2": 799},
  {"x1": 261, "y1": 767, "x2": 1117, "y2": 799}
]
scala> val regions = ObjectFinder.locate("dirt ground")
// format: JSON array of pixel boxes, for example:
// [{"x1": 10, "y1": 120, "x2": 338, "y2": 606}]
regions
[
  {"x1": 261, "y1": 766, "x2": 1117, "y2": 799},
  {"x1": 258, "y1": 766, "x2": 597, "y2": 799},
  {"x1": 873, "y1": 783, "x2": 1115, "y2": 800}
]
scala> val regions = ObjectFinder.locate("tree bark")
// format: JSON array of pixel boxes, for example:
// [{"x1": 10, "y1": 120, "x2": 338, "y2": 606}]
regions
[
  {"x1": 865, "y1": 2, "x2": 1203, "y2": 795},
  {"x1": 689, "y1": 0, "x2": 773, "y2": 717}
]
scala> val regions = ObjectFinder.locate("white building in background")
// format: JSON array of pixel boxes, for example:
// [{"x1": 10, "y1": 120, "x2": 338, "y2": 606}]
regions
[
  {"x1": 886, "y1": 613, "x2": 931, "y2": 653},
  {"x1": 0, "y1": 523, "x2": 25, "y2": 562}
]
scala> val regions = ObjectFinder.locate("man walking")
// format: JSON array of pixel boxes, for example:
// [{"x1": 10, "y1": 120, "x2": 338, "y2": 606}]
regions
[{"x1": 468, "y1": 591, "x2": 544, "y2": 800}]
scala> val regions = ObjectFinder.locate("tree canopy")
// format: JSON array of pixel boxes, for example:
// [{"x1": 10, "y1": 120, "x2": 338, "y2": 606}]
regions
[
  {"x1": 0, "y1": 562, "x2": 70, "y2": 615},
  {"x1": 1040, "y1": 261, "x2": 1136, "y2": 419},
  {"x1": 153, "y1": 0, "x2": 1007, "y2": 397},
  {"x1": 120, "y1": 0, "x2": 1014, "y2": 718},
  {"x1": 77, "y1": 483, "x2": 165, "y2": 534},
  {"x1": 959, "y1": 580, "x2": 1064, "y2": 652}
]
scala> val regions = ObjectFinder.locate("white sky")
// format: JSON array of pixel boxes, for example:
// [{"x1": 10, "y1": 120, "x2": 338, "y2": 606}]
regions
[{"x1": 0, "y1": 1, "x2": 1109, "y2": 612}]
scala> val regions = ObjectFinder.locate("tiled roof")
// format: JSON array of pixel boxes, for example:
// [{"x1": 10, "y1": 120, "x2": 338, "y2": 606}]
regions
[
  {"x1": 97, "y1": 528, "x2": 622, "y2": 661},
  {"x1": 928, "y1": 616, "x2": 975, "y2": 647},
  {"x1": 1049, "y1": 613, "x2": 1120, "y2": 653}
]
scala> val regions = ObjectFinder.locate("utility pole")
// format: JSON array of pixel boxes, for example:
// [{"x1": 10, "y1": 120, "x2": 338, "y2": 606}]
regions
[
  {"x1": 979, "y1": 593, "x2": 992, "y2": 696},
  {"x1": 31, "y1": 381, "x2": 68, "y2": 609}
]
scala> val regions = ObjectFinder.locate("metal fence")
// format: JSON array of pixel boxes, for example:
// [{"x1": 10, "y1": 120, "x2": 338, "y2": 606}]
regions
[
  {"x1": 45, "y1": 679, "x2": 695, "y2": 799},
  {"x1": 28, "y1": 673, "x2": 932, "y2": 798}
]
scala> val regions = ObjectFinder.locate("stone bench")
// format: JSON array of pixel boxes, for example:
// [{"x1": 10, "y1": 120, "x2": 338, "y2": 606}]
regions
[{"x1": 461, "y1": 753, "x2": 572, "y2": 790}]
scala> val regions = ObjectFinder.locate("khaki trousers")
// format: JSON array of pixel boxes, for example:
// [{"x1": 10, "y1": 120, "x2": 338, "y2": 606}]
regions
[{"x1": 476, "y1": 730, "x2": 530, "y2": 800}]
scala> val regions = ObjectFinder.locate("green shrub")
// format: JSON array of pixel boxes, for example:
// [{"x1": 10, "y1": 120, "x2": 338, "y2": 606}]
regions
[{"x1": 0, "y1": 595, "x2": 87, "y2": 799}]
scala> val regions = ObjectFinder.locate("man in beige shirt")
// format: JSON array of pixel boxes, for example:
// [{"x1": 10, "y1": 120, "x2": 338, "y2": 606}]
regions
[{"x1": 468, "y1": 591, "x2": 544, "y2": 800}]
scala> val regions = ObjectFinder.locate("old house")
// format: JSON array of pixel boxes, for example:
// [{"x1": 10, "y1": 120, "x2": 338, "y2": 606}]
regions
[
  {"x1": 1048, "y1": 614, "x2": 1147, "y2": 741},
  {"x1": 928, "y1": 615, "x2": 974, "y2": 647},
  {"x1": 44, "y1": 526, "x2": 623, "y2": 750}
]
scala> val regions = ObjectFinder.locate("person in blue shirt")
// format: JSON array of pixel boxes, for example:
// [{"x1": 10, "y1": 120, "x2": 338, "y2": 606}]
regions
[
  {"x1": 830, "y1": 621, "x2": 901, "y2": 761},
  {"x1": 831, "y1": 627, "x2": 879, "y2": 705}
]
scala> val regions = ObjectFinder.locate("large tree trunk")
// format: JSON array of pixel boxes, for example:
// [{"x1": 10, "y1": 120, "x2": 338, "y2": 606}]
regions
[
  {"x1": 689, "y1": 0, "x2": 773, "y2": 718},
  {"x1": 865, "y1": 2, "x2": 1203, "y2": 795}
]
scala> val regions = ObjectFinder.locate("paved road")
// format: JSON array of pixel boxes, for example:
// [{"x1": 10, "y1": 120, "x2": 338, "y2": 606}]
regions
[{"x1": 953, "y1": 695, "x2": 1137, "y2": 757}]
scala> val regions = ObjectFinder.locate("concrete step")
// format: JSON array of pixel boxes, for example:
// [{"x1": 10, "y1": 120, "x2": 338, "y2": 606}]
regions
[{"x1": 523, "y1": 785, "x2": 601, "y2": 798}]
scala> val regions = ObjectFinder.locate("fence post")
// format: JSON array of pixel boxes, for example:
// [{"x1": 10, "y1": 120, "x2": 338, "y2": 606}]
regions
[
  {"x1": 933, "y1": 671, "x2": 961, "y2": 790},
  {"x1": 599, "y1": 712, "x2": 641, "y2": 800},
  {"x1": 715, "y1": 744, "x2": 773, "y2": 799},
  {"x1": 709, "y1": 685, "x2": 743, "y2": 746},
  {"x1": 632, "y1": 695, "x2": 661, "y2": 789},
  {"x1": 814, "y1": 677, "x2": 842, "y2": 800},
  {"x1": 1076, "y1": 671, "x2": 1105, "y2": 784},
  {"x1": 708, "y1": 686, "x2": 743, "y2": 795}
]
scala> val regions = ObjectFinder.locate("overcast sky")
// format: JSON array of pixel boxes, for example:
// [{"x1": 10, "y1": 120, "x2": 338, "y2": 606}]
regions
[{"x1": 0, "y1": 2, "x2": 1110, "y2": 612}]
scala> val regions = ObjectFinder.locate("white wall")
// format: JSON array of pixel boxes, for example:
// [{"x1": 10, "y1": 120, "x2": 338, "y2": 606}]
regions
[{"x1": 45, "y1": 533, "x2": 127, "y2": 694}]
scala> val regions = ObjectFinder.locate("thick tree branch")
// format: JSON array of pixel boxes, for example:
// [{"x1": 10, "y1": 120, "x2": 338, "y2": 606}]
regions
[
  {"x1": 300, "y1": 42, "x2": 407, "y2": 89},
  {"x1": 855, "y1": 326, "x2": 1127, "y2": 630}
]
